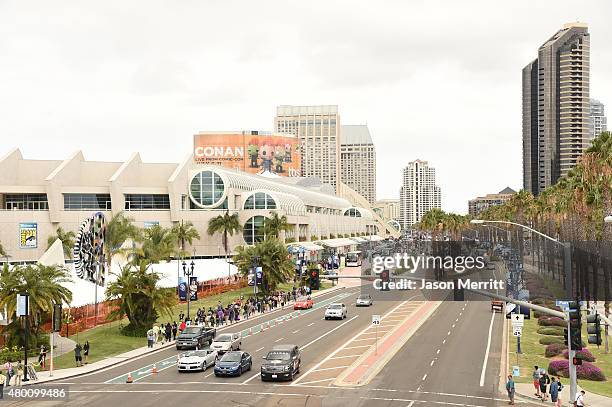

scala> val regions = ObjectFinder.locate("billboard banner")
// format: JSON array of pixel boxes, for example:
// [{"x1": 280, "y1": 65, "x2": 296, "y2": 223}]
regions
[
  {"x1": 193, "y1": 132, "x2": 301, "y2": 177},
  {"x1": 189, "y1": 276, "x2": 198, "y2": 301},
  {"x1": 178, "y1": 277, "x2": 187, "y2": 301},
  {"x1": 143, "y1": 221, "x2": 159, "y2": 229},
  {"x1": 19, "y1": 222, "x2": 38, "y2": 249}
]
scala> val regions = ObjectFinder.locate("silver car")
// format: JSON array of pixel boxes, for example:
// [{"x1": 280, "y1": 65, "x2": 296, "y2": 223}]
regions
[
  {"x1": 177, "y1": 349, "x2": 219, "y2": 372},
  {"x1": 356, "y1": 294, "x2": 373, "y2": 307},
  {"x1": 325, "y1": 303, "x2": 347, "y2": 320}
]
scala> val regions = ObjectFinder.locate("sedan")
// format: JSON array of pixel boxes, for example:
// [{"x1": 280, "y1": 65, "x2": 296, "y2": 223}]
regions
[
  {"x1": 210, "y1": 333, "x2": 241, "y2": 354},
  {"x1": 177, "y1": 349, "x2": 218, "y2": 372},
  {"x1": 294, "y1": 297, "x2": 314, "y2": 310},
  {"x1": 356, "y1": 294, "x2": 373, "y2": 307},
  {"x1": 214, "y1": 351, "x2": 252, "y2": 377}
]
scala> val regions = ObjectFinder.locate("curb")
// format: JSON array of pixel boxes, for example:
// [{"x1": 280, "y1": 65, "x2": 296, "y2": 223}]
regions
[
  {"x1": 28, "y1": 284, "x2": 345, "y2": 384},
  {"x1": 334, "y1": 300, "x2": 442, "y2": 387}
]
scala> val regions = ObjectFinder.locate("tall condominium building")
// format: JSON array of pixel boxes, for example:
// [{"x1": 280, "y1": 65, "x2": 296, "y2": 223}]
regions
[
  {"x1": 340, "y1": 125, "x2": 376, "y2": 204},
  {"x1": 468, "y1": 187, "x2": 516, "y2": 217},
  {"x1": 590, "y1": 99, "x2": 607, "y2": 140},
  {"x1": 522, "y1": 22, "x2": 590, "y2": 196},
  {"x1": 275, "y1": 105, "x2": 340, "y2": 191},
  {"x1": 399, "y1": 160, "x2": 441, "y2": 229},
  {"x1": 374, "y1": 199, "x2": 400, "y2": 220}
]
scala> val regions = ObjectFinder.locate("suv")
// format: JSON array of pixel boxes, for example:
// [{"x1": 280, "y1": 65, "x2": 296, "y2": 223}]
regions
[
  {"x1": 176, "y1": 326, "x2": 216, "y2": 350},
  {"x1": 325, "y1": 303, "x2": 347, "y2": 320},
  {"x1": 356, "y1": 294, "x2": 373, "y2": 307},
  {"x1": 261, "y1": 344, "x2": 301, "y2": 381}
]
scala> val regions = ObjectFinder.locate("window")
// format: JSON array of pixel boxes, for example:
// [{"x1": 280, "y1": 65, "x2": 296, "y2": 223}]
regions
[
  {"x1": 243, "y1": 192, "x2": 277, "y2": 210},
  {"x1": 64, "y1": 194, "x2": 111, "y2": 210},
  {"x1": 4, "y1": 194, "x2": 48, "y2": 210},
  {"x1": 344, "y1": 208, "x2": 361, "y2": 217},
  {"x1": 243, "y1": 216, "x2": 266, "y2": 245},
  {"x1": 125, "y1": 194, "x2": 170, "y2": 210},
  {"x1": 190, "y1": 170, "x2": 225, "y2": 207}
]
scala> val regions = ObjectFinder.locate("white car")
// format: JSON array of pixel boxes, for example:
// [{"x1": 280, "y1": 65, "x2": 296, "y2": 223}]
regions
[
  {"x1": 177, "y1": 349, "x2": 218, "y2": 372},
  {"x1": 356, "y1": 294, "x2": 373, "y2": 307},
  {"x1": 325, "y1": 303, "x2": 347, "y2": 320},
  {"x1": 210, "y1": 333, "x2": 242, "y2": 353}
]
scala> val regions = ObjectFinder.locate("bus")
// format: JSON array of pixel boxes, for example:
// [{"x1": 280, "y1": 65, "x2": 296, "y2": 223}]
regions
[{"x1": 345, "y1": 251, "x2": 363, "y2": 267}]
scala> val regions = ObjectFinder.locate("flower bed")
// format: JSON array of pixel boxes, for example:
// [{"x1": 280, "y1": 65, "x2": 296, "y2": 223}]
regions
[
  {"x1": 545, "y1": 343, "x2": 567, "y2": 357},
  {"x1": 538, "y1": 316, "x2": 566, "y2": 327},
  {"x1": 548, "y1": 360, "x2": 606, "y2": 381},
  {"x1": 537, "y1": 326, "x2": 565, "y2": 336},
  {"x1": 539, "y1": 336, "x2": 566, "y2": 345},
  {"x1": 563, "y1": 348, "x2": 596, "y2": 362}
]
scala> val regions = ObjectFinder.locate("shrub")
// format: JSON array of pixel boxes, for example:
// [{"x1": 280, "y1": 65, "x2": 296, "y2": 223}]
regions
[
  {"x1": 310, "y1": 235, "x2": 319, "y2": 241},
  {"x1": 545, "y1": 343, "x2": 567, "y2": 357},
  {"x1": 329, "y1": 234, "x2": 336, "y2": 239},
  {"x1": 538, "y1": 317, "x2": 566, "y2": 327},
  {"x1": 548, "y1": 360, "x2": 606, "y2": 381},
  {"x1": 562, "y1": 348, "x2": 595, "y2": 362},
  {"x1": 539, "y1": 336, "x2": 566, "y2": 345},
  {"x1": 285, "y1": 237, "x2": 296, "y2": 243},
  {"x1": 537, "y1": 326, "x2": 565, "y2": 336}
]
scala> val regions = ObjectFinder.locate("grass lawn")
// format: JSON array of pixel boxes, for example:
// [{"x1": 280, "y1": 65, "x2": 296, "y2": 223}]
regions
[
  {"x1": 508, "y1": 314, "x2": 612, "y2": 397},
  {"x1": 46, "y1": 280, "x2": 332, "y2": 371}
]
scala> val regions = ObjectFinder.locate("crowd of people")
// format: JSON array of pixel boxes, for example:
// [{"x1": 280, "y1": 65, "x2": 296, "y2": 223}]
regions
[{"x1": 506, "y1": 365, "x2": 589, "y2": 406}]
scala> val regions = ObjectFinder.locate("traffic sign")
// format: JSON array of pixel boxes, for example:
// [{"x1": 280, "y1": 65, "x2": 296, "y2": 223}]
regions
[
  {"x1": 511, "y1": 313, "x2": 524, "y2": 327},
  {"x1": 512, "y1": 365, "x2": 520, "y2": 376},
  {"x1": 556, "y1": 300, "x2": 570, "y2": 311},
  {"x1": 372, "y1": 315, "x2": 381, "y2": 325},
  {"x1": 513, "y1": 327, "x2": 522, "y2": 337}
]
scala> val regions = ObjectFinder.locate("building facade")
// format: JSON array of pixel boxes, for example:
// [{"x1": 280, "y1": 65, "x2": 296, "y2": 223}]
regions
[
  {"x1": 468, "y1": 187, "x2": 516, "y2": 217},
  {"x1": 590, "y1": 99, "x2": 607, "y2": 140},
  {"x1": 374, "y1": 199, "x2": 400, "y2": 220},
  {"x1": 340, "y1": 125, "x2": 376, "y2": 205},
  {"x1": 522, "y1": 22, "x2": 590, "y2": 196},
  {"x1": 274, "y1": 105, "x2": 341, "y2": 191},
  {"x1": 399, "y1": 160, "x2": 441, "y2": 229},
  {"x1": 0, "y1": 148, "x2": 376, "y2": 263}
]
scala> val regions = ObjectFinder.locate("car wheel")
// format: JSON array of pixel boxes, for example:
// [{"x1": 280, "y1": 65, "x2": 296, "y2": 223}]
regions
[
  {"x1": 248, "y1": 362, "x2": 252, "y2": 371},
  {"x1": 202, "y1": 362, "x2": 206, "y2": 371}
]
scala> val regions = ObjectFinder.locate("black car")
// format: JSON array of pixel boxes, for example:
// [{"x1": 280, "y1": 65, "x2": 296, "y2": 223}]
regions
[
  {"x1": 176, "y1": 326, "x2": 216, "y2": 350},
  {"x1": 214, "y1": 351, "x2": 252, "y2": 377},
  {"x1": 261, "y1": 344, "x2": 301, "y2": 381}
]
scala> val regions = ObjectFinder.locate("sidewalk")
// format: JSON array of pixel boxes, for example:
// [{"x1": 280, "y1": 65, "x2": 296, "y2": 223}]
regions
[
  {"x1": 25, "y1": 284, "x2": 344, "y2": 385},
  {"x1": 515, "y1": 382, "x2": 610, "y2": 407}
]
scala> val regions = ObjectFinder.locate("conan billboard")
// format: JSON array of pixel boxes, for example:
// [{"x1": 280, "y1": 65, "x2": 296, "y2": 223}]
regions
[{"x1": 193, "y1": 131, "x2": 301, "y2": 177}]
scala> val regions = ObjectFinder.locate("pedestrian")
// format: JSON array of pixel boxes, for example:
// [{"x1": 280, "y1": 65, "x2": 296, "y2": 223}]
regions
[
  {"x1": 179, "y1": 319, "x2": 186, "y2": 332},
  {"x1": 146, "y1": 329, "x2": 155, "y2": 348},
  {"x1": 505, "y1": 374, "x2": 515, "y2": 405},
  {"x1": 532, "y1": 365, "x2": 541, "y2": 398},
  {"x1": 0, "y1": 369, "x2": 6, "y2": 399},
  {"x1": 14, "y1": 360, "x2": 23, "y2": 386},
  {"x1": 165, "y1": 322, "x2": 172, "y2": 343},
  {"x1": 538, "y1": 370, "x2": 550, "y2": 401},
  {"x1": 38, "y1": 345, "x2": 47, "y2": 369},
  {"x1": 83, "y1": 340, "x2": 90, "y2": 364},
  {"x1": 172, "y1": 321, "x2": 178, "y2": 340},
  {"x1": 152, "y1": 324, "x2": 160, "y2": 345},
  {"x1": 575, "y1": 390, "x2": 586, "y2": 406},
  {"x1": 3, "y1": 361, "x2": 13, "y2": 387},
  {"x1": 74, "y1": 343, "x2": 83, "y2": 367},
  {"x1": 549, "y1": 377, "x2": 562, "y2": 407}
]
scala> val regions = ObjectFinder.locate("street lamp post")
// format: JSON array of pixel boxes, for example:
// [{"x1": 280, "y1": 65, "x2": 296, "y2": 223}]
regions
[
  {"x1": 470, "y1": 219, "x2": 577, "y2": 402},
  {"x1": 182, "y1": 260, "x2": 195, "y2": 323}
]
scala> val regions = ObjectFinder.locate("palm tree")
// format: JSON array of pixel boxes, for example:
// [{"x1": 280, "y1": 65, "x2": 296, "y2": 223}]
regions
[
  {"x1": 47, "y1": 227, "x2": 76, "y2": 258},
  {"x1": 140, "y1": 225, "x2": 176, "y2": 264},
  {"x1": 171, "y1": 220, "x2": 200, "y2": 259},
  {"x1": 104, "y1": 211, "x2": 142, "y2": 272},
  {"x1": 0, "y1": 263, "x2": 72, "y2": 347},
  {"x1": 106, "y1": 259, "x2": 176, "y2": 336},
  {"x1": 262, "y1": 212, "x2": 292, "y2": 240},
  {"x1": 419, "y1": 208, "x2": 446, "y2": 240},
  {"x1": 207, "y1": 211, "x2": 243, "y2": 257}
]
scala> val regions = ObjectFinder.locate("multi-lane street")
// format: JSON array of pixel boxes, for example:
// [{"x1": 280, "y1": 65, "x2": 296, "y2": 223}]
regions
[{"x1": 10, "y1": 265, "x2": 542, "y2": 407}]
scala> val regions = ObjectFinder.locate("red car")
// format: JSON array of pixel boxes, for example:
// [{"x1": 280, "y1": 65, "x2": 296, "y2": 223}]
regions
[{"x1": 293, "y1": 298, "x2": 314, "y2": 310}]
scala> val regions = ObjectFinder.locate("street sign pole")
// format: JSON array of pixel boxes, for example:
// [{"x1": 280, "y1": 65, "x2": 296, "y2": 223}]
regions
[{"x1": 567, "y1": 311, "x2": 577, "y2": 404}]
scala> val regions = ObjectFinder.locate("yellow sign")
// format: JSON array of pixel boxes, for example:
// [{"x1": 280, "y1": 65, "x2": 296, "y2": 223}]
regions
[{"x1": 19, "y1": 222, "x2": 38, "y2": 249}]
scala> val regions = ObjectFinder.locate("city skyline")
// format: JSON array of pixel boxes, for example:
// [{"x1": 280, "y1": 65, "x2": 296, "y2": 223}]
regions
[{"x1": 1, "y1": 1, "x2": 612, "y2": 214}]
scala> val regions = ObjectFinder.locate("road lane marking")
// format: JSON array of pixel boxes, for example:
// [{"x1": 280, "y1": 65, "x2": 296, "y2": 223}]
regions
[
  {"x1": 311, "y1": 365, "x2": 350, "y2": 372},
  {"x1": 275, "y1": 337, "x2": 285, "y2": 342},
  {"x1": 291, "y1": 330, "x2": 300, "y2": 334},
  {"x1": 421, "y1": 374, "x2": 427, "y2": 381},
  {"x1": 407, "y1": 401, "x2": 415, "y2": 407},
  {"x1": 447, "y1": 331, "x2": 451, "y2": 336},
  {"x1": 301, "y1": 315, "x2": 359, "y2": 350},
  {"x1": 255, "y1": 347, "x2": 264, "y2": 352},
  {"x1": 479, "y1": 310, "x2": 496, "y2": 387},
  {"x1": 307, "y1": 323, "x2": 315, "y2": 327},
  {"x1": 436, "y1": 349, "x2": 440, "y2": 354},
  {"x1": 442, "y1": 339, "x2": 446, "y2": 344},
  {"x1": 297, "y1": 378, "x2": 335, "y2": 385},
  {"x1": 430, "y1": 360, "x2": 434, "y2": 366},
  {"x1": 343, "y1": 345, "x2": 371, "y2": 350},
  {"x1": 328, "y1": 354, "x2": 362, "y2": 360},
  {"x1": 452, "y1": 324, "x2": 455, "y2": 328}
]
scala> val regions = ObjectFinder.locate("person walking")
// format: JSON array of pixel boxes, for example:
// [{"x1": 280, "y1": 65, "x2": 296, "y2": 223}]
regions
[
  {"x1": 14, "y1": 361, "x2": 23, "y2": 387},
  {"x1": 538, "y1": 370, "x2": 550, "y2": 401},
  {"x1": 83, "y1": 340, "x2": 90, "y2": 364},
  {"x1": 172, "y1": 321, "x2": 178, "y2": 340},
  {"x1": 165, "y1": 322, "x2": 172, "y2": 343},
  {"x1": 3, "y1": 361, "x2": 13, "y2": 387},
  {"x1": 532, "y1": 365, "x2": 541, "y2": 398},
  {"x1": 152, "y1": 324, "x2": 160, "y2": 345},
  {"x1": 549, "y1": 377, "x2": 563, "y2": 407},
  {"x1": 74, "y1": 343, "x2": 83, "y2": 367},
  {"x1": 505, "y1": 375, "x2": 515, "y2": 405},
  {"x1": 575, "y1": 390, "x2": 586, "y2": 406},
  {"x1": 38, "y1": 346, "x2": 47, "y2": 369},
  {"x1": 147, "y1": 329, "x2": 155, "y2": 348},
  {"x1": 0, "y1": 369, "x2": 6, "y2": 399}
]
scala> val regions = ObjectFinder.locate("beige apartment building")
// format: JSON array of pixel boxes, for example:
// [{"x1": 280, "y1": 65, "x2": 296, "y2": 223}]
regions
[
  {"x1": 399, "y1": 160, "x2": 441, "y2": 229},
  {"x1": 374, "y1": 199, "x2": 400, "y2": 221},
  {"x1": 468, "y1": 187, "x2": 516, "y2": 217},
  {"x1": 0, "y1": 148, "x2": 378, "y2": 263},
  {"x1": 274, "y1": 105, "x2": 341, "y2": 191},
  {"x1": 340, "y1": 125, "x2": 376, "y2": 205}
]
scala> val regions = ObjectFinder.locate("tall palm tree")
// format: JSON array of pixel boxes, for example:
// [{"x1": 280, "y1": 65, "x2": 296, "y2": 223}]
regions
[
  {"x1": 262, "y1": 212, "x2": 292, "y2": 240},
  {"x1": 207, "y1": 211, "x2": 243, "y2": 256},
  {"x1": 171, "y1": 220, "x2": 200, "y2": 259},
  {"x1": 104, "y1": 211, "x2": 142, "y2": 272},
  {"x1": 47, "y1": 226, "x2": 76, "y2": 258},
  {"x1": 419, "y1": 208, "x2": 446, "y2": 241},
  {"x1": 140, "y1": 225, "x2": 176, "y2": 264}
]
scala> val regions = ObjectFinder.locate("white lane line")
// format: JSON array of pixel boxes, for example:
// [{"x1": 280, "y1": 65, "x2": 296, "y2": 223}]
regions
[
  {"x1": 455, "y1": 318, "x2": 459, "y2": 322},
  {"x1": 430, "y1": 360, "x2": 435, "y2": 367},
  {"x1": 343, "y1": 345, "x2": 371, "y2": 350},
  {"x1": 311, "y1": 365, "x2": 350, "y2": 373},
  {"x1": 292, "y1": 330, "x2": 300, "y2": 334},
  {"x1": 447, "y1": 331, "x2": 451, "y2": 336},
  {"x1": 274, "y1": 337, "x2": 285, "y2": 342},
  {"x1": 407, "y1": 401, "x2": 415, "y2": 407},
  {"x1": 307, "y1": 323, "x2": 315, "y2": 327},
  {"x1": 204, "y1": 371, "x2": 215, "y2": 378},
  {"x1": 328, "y1": 354, "x2": 362, "y2": 360},
  {"x1": 255, "y1": 347, "x2": 264, "y2": 352},
  {"x1": 422, "y1": 374, "x2": 427, "y2": 381},
  {"x1": 436, "y1": 349, "x2": 440, "y2": 354},
  {"x1": 442, "y1": 339, "x2": 446, "y2": 344},
  {"x1": 297, "y1": 378, "x2": 335, "y2": 385},
  {"x1": 301, "y1": 315, "x2": 359, "y2": 350},
  {"x1": 479, "y1": 311, "x2": 496, "y2": 387},
  {"x1": 452, "y1": 324, "x2": 455, "y2": 328},
  {"x1": 459, "y1": 312, "x2": 462, "y2": 316}
]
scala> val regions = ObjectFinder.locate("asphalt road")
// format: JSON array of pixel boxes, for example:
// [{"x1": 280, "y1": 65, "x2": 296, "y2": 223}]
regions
[{"x1": 9, "y1": 267, "x2": 541, "y2": 407}]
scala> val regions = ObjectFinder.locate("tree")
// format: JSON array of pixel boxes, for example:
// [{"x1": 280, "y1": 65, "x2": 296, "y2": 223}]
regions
[
  {"x1": 139, "y1": 225, "x2": 176, "y2": 264},
  {"x1": 418, "y1": 208, "x2": 447, "y2": 240},
  {"x1": 207, "y1": 211, "x2": 242, "y2": 256},
  {"x1": 104, "y1": 211, "x2": 142, "y2": 272},
  {"x1": 262, "y1": 212, "x2": 292, "y2": 239},
  {"x1": 47, "y1": 226, "x2": 76, "y2": 258},
  {"x1": 171, "y1": 220, "x2": 200, "y2": 259},
  {"x1": 106, "y1": 259, "x2": 176, "y2": 336},
  {"x1": 0, "y1": 263, "x2": 72, "y2": 349},
  {"x1": 233, "y1": 237, "x2": 294, "y2": 294},
  {"x1": 0, "y1": 241, "x2": 7, "y2": 259}
]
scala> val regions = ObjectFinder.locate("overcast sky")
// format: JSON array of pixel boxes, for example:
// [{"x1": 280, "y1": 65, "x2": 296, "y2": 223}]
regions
[{"x1": 1, "y1": 1, "x2": 611, "y2": 214}]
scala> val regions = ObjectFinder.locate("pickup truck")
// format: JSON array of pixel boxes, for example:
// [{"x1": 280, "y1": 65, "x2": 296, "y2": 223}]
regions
[{"x1": 176, "y1": 326, "x2": 216, "y2": 350}]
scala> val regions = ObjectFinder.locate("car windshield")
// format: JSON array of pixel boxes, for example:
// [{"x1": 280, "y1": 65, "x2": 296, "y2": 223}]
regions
[
  {"x1": 266, "y1": 351, "x2": 291, "y2": 361},
  {"x1": 215, "y1": 334, "x2": 232, "y2": 342},
  {"x1": 220, "y1": 352, "x2": 241, "y2": 362},
  {"x1": 328, "y1": 304, "x2": 342, "y2": 309},
  {"x1": 184, "y1": 350, "x2": 209, "y2": 357},
  {"x1": 358, "y1": 295, "x2": 369, "y2": 300},
  {"x1": 182, "y1": 327, "x2": 201, "y2": 334}
]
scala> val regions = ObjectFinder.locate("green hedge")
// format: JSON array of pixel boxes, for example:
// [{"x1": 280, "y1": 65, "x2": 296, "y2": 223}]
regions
[
  {"x1": 537, "y1": 326, "x2": 565, "y2": 336},
  {"x1": 539, "y1": 336, "x2": 566, "y2": 345}
]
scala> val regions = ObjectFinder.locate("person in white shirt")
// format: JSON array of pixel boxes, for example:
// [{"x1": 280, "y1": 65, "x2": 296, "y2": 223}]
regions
[{"x1": 575, "y1": 390, "x2": 586, "y2": 406}]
